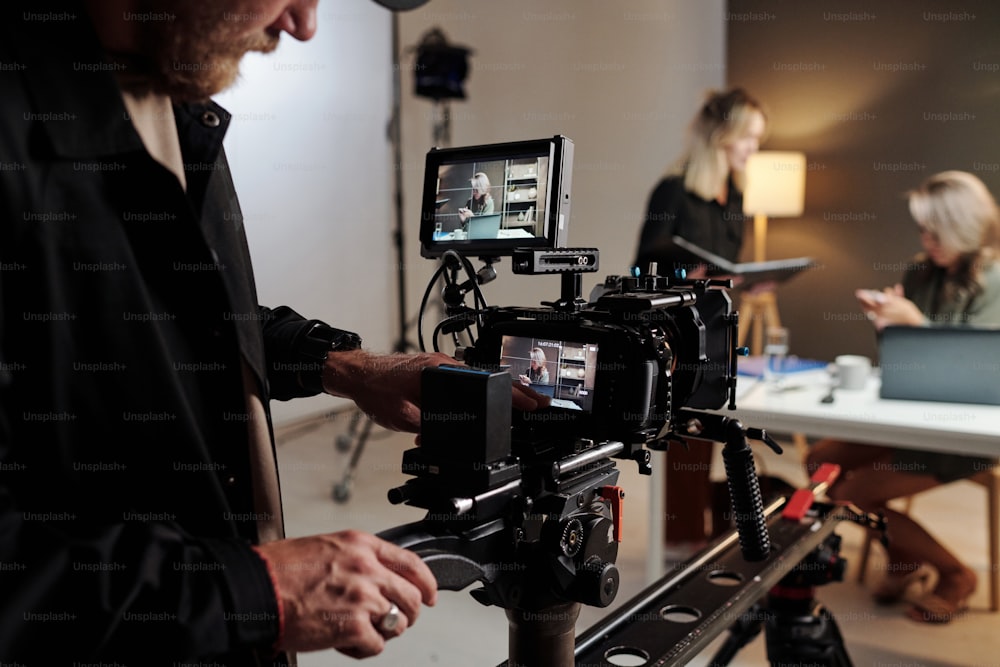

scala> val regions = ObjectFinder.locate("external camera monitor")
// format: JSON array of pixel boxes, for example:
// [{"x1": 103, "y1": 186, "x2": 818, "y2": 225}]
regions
[{"x1": 419, "y1": 136, "x2": 574, "y2": 258}]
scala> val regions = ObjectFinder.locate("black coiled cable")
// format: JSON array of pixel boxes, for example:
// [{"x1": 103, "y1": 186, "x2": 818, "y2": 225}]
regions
[{"x1": 722, "y1": 438, "x2": 770, "y2": 561}]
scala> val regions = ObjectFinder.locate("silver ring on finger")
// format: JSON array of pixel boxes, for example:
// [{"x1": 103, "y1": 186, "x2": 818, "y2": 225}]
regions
[{"x1": 377, "y1": 603, "x2": 402, "y2": 634}]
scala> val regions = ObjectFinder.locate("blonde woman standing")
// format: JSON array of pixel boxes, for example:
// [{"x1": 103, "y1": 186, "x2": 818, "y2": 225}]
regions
[{"x1": 634, "y1": 87, "x2": 767, "y2": 277}]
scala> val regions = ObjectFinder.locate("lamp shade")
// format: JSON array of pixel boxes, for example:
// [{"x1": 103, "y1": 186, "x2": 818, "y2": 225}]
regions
[{"x1": 743, "y1": 151, "x2": 806, "y2": 217}]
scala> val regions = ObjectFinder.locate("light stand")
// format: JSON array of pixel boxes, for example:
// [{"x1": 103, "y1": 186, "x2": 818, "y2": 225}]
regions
[
  {"x1": 334, "y1": 10, "x2": 475, "y2": 502},
  {"x1": 431, "y1": 99, "x2": 452, "y2": 147},
  {"x1": 333, "y1": 1, "x2": 432, "y2": 502},
  {"x1": 389, "y1": 10, "x2": 411, "y2": 356}
]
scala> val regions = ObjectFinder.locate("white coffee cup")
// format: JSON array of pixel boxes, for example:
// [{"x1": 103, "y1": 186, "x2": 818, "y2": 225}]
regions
[{"x1": 834, "y1": 354, "x2": 872, "y2": 390}]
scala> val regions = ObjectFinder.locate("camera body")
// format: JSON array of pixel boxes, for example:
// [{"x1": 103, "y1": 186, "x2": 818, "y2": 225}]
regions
[
  {"x1": 386, "y1": 263, "x2": 740, "y2": 611},
  {"x1": 465, "y1": 270, "x2": 736, "y2": 456}
]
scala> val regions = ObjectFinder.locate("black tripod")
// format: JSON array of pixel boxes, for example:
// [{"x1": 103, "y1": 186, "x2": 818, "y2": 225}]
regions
[
  {"x1": 709, "y1": 533, "x2": 853, "y2": 667},
  {"x1": 332, "y1": 15, "x2": 474, "y2": 502},
  {"x1": 331, "y1": 410, "x2": 376, "y2": 502}
]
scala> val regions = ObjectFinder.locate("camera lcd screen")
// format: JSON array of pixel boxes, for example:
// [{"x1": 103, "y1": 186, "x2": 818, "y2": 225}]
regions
[
  {"x1": 500, "y1": 335, "x2": 597, "y2": 412},
  {"x1": 419, "y1": 137, "x2": 573, "y2": 258}
]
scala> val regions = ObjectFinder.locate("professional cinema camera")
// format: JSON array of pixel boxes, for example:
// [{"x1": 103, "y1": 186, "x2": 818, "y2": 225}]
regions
[{"x1": 379, "y1": 136, "x2": 796, "y2": 666}]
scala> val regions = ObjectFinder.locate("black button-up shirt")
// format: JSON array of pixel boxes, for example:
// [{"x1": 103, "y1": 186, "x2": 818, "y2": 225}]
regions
[{"x1": 1, "y1": 5, "x2": 325, "y2": 664}]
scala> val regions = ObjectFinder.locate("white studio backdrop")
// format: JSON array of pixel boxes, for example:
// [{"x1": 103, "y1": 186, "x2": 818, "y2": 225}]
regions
[{"x1": 217, "y1": 0, "x2": 396, "y2": 423}]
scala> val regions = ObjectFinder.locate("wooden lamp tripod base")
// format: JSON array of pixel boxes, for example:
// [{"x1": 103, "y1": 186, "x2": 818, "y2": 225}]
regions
[
  {"x1": 737, "y1": 212, "x2": 781, "y2": 356},
  {"x1": 738, "y1": 289, "x2": 781, "y2": 356}
]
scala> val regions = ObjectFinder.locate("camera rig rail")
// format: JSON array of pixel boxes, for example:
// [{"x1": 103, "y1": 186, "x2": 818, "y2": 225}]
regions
[{"x1": 572, "y1": 463, "x2": 885, "y2": 667}]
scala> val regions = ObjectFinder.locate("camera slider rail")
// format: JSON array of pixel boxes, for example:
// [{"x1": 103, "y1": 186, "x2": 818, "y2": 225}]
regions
[{"x1": 571, "y1": 464, "x2": 883, "y2": 667}]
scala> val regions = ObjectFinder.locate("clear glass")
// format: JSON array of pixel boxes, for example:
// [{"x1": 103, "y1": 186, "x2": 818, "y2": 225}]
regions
[{"x1": 762, "y1": 326, "x2": 790, "y2": 389}]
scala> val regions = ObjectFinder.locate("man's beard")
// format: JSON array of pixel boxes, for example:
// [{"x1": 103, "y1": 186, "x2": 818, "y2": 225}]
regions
[{"x1": 119, "y1": 2, "x2": 279, "y2": 102}]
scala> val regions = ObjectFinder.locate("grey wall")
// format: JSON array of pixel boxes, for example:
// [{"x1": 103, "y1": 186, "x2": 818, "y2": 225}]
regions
[
  {"x1": 396, "y1": 0, "x2": 727, "y2": 352},
  {"x1": 727, "y1": 0, "x2": 1000, "y2": 362}
]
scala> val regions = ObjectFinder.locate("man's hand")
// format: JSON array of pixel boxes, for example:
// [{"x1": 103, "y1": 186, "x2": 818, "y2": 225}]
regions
[
  {"x1": 256, "y1": 531, "x2": 437, "y2": 658},
  {"x1": 321, "y1": 350, "x2": 550, "y2": 432},
  {"x1": 513, "y1": 380, "x2": 548, "y2": 407}
]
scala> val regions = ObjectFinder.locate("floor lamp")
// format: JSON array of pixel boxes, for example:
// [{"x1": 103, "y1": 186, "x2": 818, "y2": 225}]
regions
[{"x1": 739, "y1": 151, "x2": 807, "y2": 355}]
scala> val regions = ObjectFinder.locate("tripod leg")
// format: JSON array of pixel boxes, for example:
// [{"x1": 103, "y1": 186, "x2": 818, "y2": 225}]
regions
[
  {"x1": 706, "y1": 603, "x2": 765, "y2": 667},
  {"x1": 333, "y1": 414, "x2": 375, "y2": 503},
  {"x1": 765, "y1": 602, "x2": 853, "y2": 667},
  {"x1": 821, "y1": 606, "x2": 854, "y2": 667},
  {"x1": 335, "y1": 409, "x2": 362, "y2": 452}
]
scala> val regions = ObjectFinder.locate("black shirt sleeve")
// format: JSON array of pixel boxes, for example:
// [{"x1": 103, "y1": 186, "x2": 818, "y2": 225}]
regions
[{"x1": 0, "y1": 481, "x2": 281, "y2": 661}]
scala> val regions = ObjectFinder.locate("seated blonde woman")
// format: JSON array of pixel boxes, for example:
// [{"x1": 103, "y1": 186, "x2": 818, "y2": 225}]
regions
[{"x1": 807, "y1": 171, "x2": 1000, "y2": 624}]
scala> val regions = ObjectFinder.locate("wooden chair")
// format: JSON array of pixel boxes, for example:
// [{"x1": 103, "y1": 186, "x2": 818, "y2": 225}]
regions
[{"x1": 855, "y1": 467, "x2": 1000, "y2": 612}]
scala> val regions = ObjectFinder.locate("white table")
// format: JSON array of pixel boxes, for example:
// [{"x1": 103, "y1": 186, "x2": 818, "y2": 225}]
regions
[
  {"x1": 726, "y1": 371, "x2": 1000, "y2": 459},
  {"x1": 645, "y1": 370, "x2": 1000, "y2": 581}
]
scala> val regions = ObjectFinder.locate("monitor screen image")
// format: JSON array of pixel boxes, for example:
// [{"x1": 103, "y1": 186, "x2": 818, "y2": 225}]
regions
[
  {"x1": 419, "y1": 136, "x2": 573, "y2": 258},
  {"x1": 430, "y1": 158, "x2": 548, "y2": 240},
  {"x1": 500, "y1": 335, "x2": 598, "y2": 412}
]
